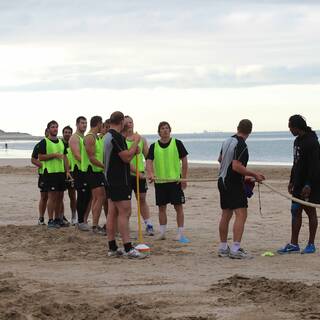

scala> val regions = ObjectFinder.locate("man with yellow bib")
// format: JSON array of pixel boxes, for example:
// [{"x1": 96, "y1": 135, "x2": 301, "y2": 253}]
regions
[
  {"x1": 38, "y1": 120, "x2": 71, "y2": 229},
  {"x1": 83, "y1": 116, "x2": 106, "y2": 234},
  {"x1": 146, "y1": 121, "x2": 190, "y2": 243},
  {"x1": 123, "y1": 115, "x2": 154, "y2": 236}
]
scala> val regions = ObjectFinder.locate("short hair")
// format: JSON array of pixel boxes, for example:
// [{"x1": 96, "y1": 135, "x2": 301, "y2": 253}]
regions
[
  {"x1": 90, "y1": 116, "x2": 103, "y2": 128},
  {"x1": 237, "y1": 119, "x2": 252, "y2": 135},
  {"x1": 76, "y1": 116, "x2": 87, "y2": 124},
  {"x1": 47, "y1": 120, "x2": 58, "y2": 129},
  {"x1": 158, "y1": 121, "x2": 171, "y2": 133},
  {"x1": 104, "y1": 118, "x2": 111, "y2": 125},
  {"x1": 62, "y1": 126, "x2": 73, "y2": 134},
  {"x1": 110, "y1": 111, "x2": 124, "y2": 125}
]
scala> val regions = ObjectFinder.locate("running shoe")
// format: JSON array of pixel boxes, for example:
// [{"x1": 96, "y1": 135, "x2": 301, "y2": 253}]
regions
[
  {"x1": 124, "y1": 248, "x2": 147, "y2": 259},
  {"x1": 218, "y1": 246, "x2": 230, "y2": 258},
  {"x1": 37, "y1": 218, "x2": 46, "y2": 226},
  {"x1": 156, "y1": 233, "x2": 166, "y2": 240},
  {"x1": 48, "y1": 220, "x2": 59, "y2": 229},
  {"x1": 229, "y1": 248, "x2": 251, "y2": 259},
  {"x1": 178, "y1": 235, "x2": 190, "y2": 244},
  {"x1": 59, "y1": 218, "x2": 70, "y2": 227},
  {"x1": 301, "y1": 243, "x2": 316, "y2": 254},
  {"x1": 277, "y1": 243, "x2": 300, "y2": 254},
  {"x1": 71, "y1": 218, "x2": 78, "y2": 226},
  {"x1": 77, "y1": 223, "x2": 90, "y2": 231},
  {"x1": 92, "y1": 225, "x2": 106, "y2": 236},
  {"x1": 107, "y1": 248, "x2": 124, "y2": 257},
  {"x1": 145, "y1": 224, "x2": 154, "y2": 236}
]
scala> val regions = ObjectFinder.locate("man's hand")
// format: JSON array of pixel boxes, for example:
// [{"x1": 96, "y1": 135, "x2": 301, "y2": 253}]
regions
[
  {"x1": 147, "y1": 173, "x2": 155, "y2": 183},
  {"x1": 253, "y1": 172, "x2": 265, "y2": 182},
  {"x1": 181, "y1": 181, "x2": 187, "y2": 190},
  {"x1": 301, "y1": 185, "x2": 311, "y2": 199},
  {"x1": 132, "y1": 133, "x2": 141, "y2": 143},
  {"x1": 66, "y1": 172, "x2": 73, "y2": 181},
  {"x1": 55, "y1": 153, "x2": 64, "y2": 160}
]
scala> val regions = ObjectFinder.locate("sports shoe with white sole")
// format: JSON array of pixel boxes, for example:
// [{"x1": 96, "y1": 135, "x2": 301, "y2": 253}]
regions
[
  {"x1": 229, "y1": 248, "x2": 251, "y2": 260},
  {"x1": 218, "y1": 246, "x2": 230, "y2": 257},
  {"x1": 77, "y1": 223, "x2": 90, "y2": 231},
  {"x1": 107, "y1": 248, "x2": 124, "y2": 257},
  {"x1": 125, "y1": 248, "x2": 147, "y2": 259}
]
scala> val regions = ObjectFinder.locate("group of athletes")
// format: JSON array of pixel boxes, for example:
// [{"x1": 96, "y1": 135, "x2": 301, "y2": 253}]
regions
[{"x1": 31, "y1": 112, "x2": 320, "y2": 259}]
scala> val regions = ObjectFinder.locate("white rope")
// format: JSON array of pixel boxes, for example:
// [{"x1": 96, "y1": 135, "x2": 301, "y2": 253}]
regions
[
  {"x1": 261, "y1": 181, "x2": 320, "y2": 209},
  {"x1": 152, "y1": 177, "x2": 219, "y2": 183}
]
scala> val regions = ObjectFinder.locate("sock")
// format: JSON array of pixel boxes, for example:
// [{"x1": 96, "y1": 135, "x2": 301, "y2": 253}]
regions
[
  {"x1": 144, "y1": 218, "x2": 152, "y2": 226},
  {"x1": 231, "y1": 242, "x2": 241, "y2": 253},
  {"x1": 219, "y1": 242, "x2": 228, "y2": 251},
  {"x1": 178, "y1": 227, "x2": 184, "y2": 237},
  {"x1": 159, "y1": 225, "x2": 167, "y2": 235},
  {"x1": 124, "y1": 242, "x2": 133, "y2": 253},
  {"x1": 108, "y1": 240, "x2": 118, "y2": 252}
]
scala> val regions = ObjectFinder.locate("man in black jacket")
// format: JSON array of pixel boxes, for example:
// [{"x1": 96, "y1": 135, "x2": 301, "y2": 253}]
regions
[{"x1": 278, "y1": 115, "x2": 320, "y2": 254}]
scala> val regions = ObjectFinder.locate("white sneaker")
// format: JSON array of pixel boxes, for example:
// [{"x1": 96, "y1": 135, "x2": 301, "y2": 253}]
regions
[
  {"x1": 125, "y1": 248, "x2": 147, "y2": 259},
  {"x1": 107, "y1": 248, "x2": 124, "y2": 257},
  {"x1": 229, "y1": 248, "x2": 251, "y2": 260},
  {"x1": 71, "y1": 218, "x2": 78, "y2": 226},
  {"x1": 156, "y1": 233, "x2": 166, "y2": 240},
  {"x1": 218, "y1": 246, "x2": 230, "y2": 257},
  {"x1": 77, "y1": 223, "x2": 90, "y2": 231}
]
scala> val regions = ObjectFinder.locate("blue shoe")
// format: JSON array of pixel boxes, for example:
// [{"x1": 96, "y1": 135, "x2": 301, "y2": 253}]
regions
[
  {"x1": 301, "y1": 243, "x2": 316, "y2": 254},
  {"x1": 145, "y1": 224, "x2": 154, "y2": 236},
  {"x1": 178, "y1": 236, "x2": 190, "y2": 244},
  {"x1": 277, "y1": 243, "x2": 300, "y2": 254}
]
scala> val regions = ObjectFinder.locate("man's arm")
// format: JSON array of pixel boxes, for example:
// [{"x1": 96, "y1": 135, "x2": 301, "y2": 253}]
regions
[
  {"x1": 232, "y1": 160, "x2": 265, "y2": 182},
  {"x1": 118, "y1": 134, "x2": 141, "y2": 163},
  {"x1": 181, "y1": 156, "x2": 188, "y2": 189},
  {"x1": 146, "y1": 159, "x2": 155, "y2": 183},
  {"x1": 85, "y1": 135, "x2": 104, "y2": 169},
  {"x1": 69, "y1": 134, "x2": 81, "y2": 162},
  {"x1": 31, "y1": 157, "x2": 42, "y2": 168}
]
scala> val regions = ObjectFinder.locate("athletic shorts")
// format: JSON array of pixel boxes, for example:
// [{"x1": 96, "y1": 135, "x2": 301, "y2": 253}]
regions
[
  {"x1": 71, "y1": 168, "x2": 89, "y2": 191},
  {"x1": 38, "y1": 174, "x2": 48, "y2": 193},
  {"x1": 106, "y1": 185, "x2": 132, "y2": 202},
  {"x1": 292, "y1": 184, "x2": 320, "y2": 204},
  {"x1": 85, "y1": 168, "x2": 106, "y2": 190},
  {"x1": 42, "y1": 173, "x2": 67, "y2": 192},
  {"x1": 218, "y1": 178, "x2": 248, "y2": 210},
  {"x1": 130, "y1": 175, "x2": 148, "y2": 194},
  {"x1": 154, "y1": 182, "x2": 185, "y2": 206}
]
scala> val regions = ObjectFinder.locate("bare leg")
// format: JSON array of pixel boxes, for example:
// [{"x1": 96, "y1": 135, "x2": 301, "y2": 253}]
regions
[
  {"x1": 91, "y1": 187, "x2": 106, "y2": 227},
  {"x1": 107, "y1": 199, "x2": 118, "y2": 241},
  {"x1": 304, "y1": 206, "x2": 318, "y2": 245},
  {"x1": 233, "y1": 208, "x2": 247, "y2": 243},
  {"x1": 158, "y1": 205, "x2": 167, "y2": 225},
  {"x1": 219, "y1": 209, "x2": 233, "y2": 242},
  {"x1": 47, "y1": 191, "x2": 58, "y2": 220},
  {"x1": 39, "y1": 192, "x2": 48, "y2": 219},
  {"x1": 115, "y1": 200, "x2": 132, "y2": 244},
  {"x1": 68, "y1": 188, "x2": 77, "y2": 220},
  {"x1": 291, "y1": 206, "x2": 303, "y2": 245},
  {"x1": 174, "y1": 204, "x2": 184, "y2": 228}
]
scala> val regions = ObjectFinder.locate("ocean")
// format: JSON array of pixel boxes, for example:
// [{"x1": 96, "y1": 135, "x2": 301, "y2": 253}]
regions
[{"x1": 0, "y1": 131, "x2": 317, "y2": 165}]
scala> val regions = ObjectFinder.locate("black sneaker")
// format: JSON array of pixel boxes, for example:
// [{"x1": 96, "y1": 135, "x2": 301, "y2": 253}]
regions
[{"x1": 38, "y1": 218, "x2": 46, "y2": 226}]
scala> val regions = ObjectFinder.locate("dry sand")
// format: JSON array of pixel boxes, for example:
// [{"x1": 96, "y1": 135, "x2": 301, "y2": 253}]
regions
[{"x1": 1, "y1": 160, "x2": 320, "y2": 320}]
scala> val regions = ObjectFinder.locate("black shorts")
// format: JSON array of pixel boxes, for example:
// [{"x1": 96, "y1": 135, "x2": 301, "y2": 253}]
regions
[
  {"x1": 218, "y1": 178, "x2": 248, "y2": 210},
  {"x1": 38, "y1": 174, "x2": 49, "y2": 193},
  {"x1": 42, "y1": 173, "x2": 67, "y2": 192},
  {"x1": 130, "y1": 175, "x2": 148, "y2": 194},
  {"x1": 71, "y1": 168, "x2": 89, "y2": 191},
  {"x1": 106, "y1": 185, "x2": 132, "y2": 202},
  {"x1": 85, "y1": 168, "x2": 106, "y2": 190},
  {"x1": 293, "y1": 184, "x2": 320, "y2": 204},
  {"x1": 155, "y1": 182, "x2": 185, "y2": 206}
]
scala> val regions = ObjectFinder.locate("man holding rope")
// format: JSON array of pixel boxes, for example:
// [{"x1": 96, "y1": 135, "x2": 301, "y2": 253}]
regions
[
  {"x1": 277, "y1": 115, "x2": 320, "y2": 254},
  {"x1": 217, "y1": 119, "x2": 265, "y2": 259}
]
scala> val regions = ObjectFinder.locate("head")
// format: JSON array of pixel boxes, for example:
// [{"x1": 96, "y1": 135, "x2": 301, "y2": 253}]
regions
[
  {"x1": 62, "y1": 126, "x2": 73, "y2": 142},
  {"x1": 46, "y1": 120, "x2": 59, "y2": 137},
  {"x1": 90, "y1": 116, "x2": 103, "y2": 132},
  {"x1": 288, "y1": 114, "x2": 310, "y2": 136},
  {"x1": 101, "y1": 119, "x2": 111, "y2": 135},
  {"x1": 237, "y1": 119, "x2": 252, "y2": 139},
  {"x1": 110, "y1": 111, "x2": 125, "y2": 131},
  {"x1": 124, "y1": 115, "x2": 134, "y2": 132},
  {"x1": 158, "y1": 121, "x2": 171, "y2": 139},
  {"x1": 76, "y1": 116, "x2": 87, "y2": 134}
]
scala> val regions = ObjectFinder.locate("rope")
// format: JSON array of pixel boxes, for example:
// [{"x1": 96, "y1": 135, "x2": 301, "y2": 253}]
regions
[
  {"x1": 152, "y1": 177, "x2": 219, "y2": 183},
  {"x1": 260, "y1": 181, "x2": 320, "y2": 209}
]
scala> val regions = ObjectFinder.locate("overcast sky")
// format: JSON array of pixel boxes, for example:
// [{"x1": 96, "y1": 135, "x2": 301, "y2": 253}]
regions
[{"x1": 1, "y1": 0, "x2": 320, "y2": 135}]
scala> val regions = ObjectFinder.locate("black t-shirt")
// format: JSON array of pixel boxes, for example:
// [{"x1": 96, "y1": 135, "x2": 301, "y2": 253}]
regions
[
  {"x1": 147, "y1": 138, "x2": 188, "y2": 160},
  {"x1": 290, "y1": 131, "x2": 320, "y2": 189},
  {"x1": 38, "y1": 138, "x2": 67, "y2": 155},
  {"x1": 32, "y1": 142, "x2": 40, "y2": 159},
  {"x1": 219, "y1": 135, "x2": 249, "y2": 186},
  {"x1": 104, "y1": 129, "x2": 131, "y2": 187}
]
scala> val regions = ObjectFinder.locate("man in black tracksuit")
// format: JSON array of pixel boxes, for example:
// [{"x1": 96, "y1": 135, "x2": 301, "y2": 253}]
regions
[{"x1": 278, "y1": 115, "x2": 320, "y2": 254}]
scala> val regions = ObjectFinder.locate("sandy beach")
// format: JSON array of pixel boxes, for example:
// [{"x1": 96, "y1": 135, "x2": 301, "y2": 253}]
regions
[{"x1": 1, "y1": 159, "x2": 320, "y2": 320}]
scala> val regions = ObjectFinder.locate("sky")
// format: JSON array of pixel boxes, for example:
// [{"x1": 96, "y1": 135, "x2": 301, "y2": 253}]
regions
[{"x1": 1, "y1": 0, "x2": 320, "y2": 135}]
